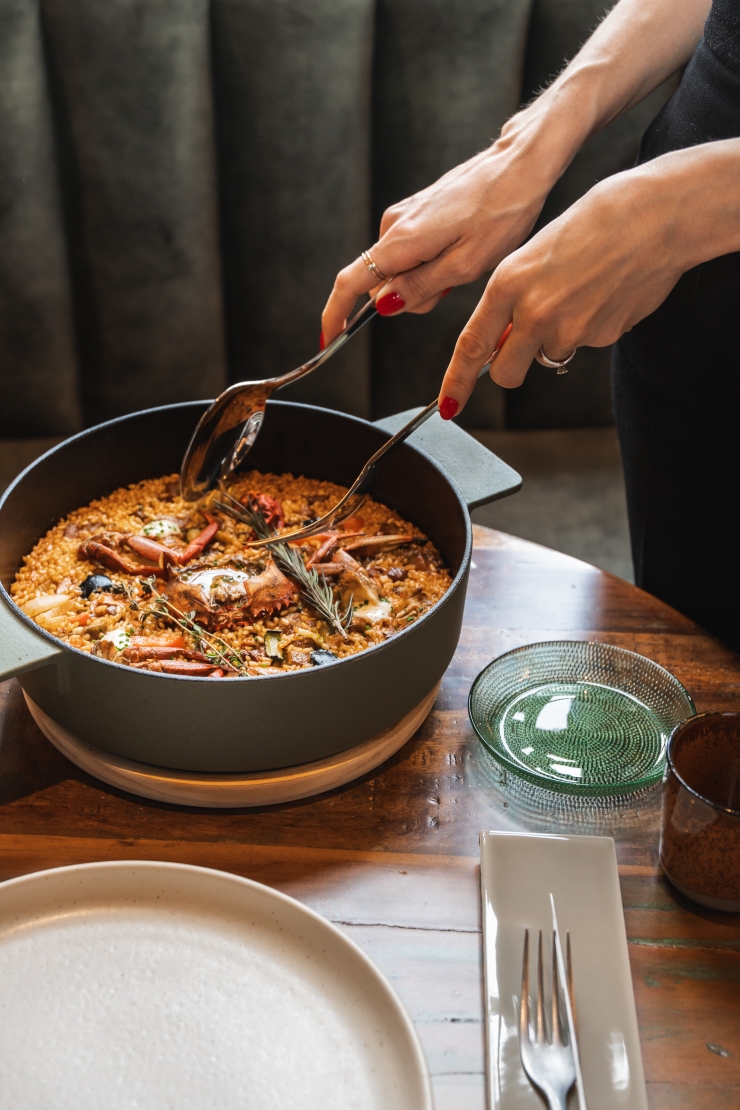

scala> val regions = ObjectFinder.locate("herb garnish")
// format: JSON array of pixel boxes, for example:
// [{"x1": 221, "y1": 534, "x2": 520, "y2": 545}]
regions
[
  {"x1": 215, "y1": 491, "x2": 353, "y2": 638},
  {"x1": 139, "y1": 579, "x2": 251, "y2": 675}
]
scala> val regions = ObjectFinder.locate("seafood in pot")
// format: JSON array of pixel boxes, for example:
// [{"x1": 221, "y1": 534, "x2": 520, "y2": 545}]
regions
[
  {"x1": 12, "y1": 470, "x2": 452, "y2": 676},
  {"x1": 165, "y1": 559, "x2": 297, "y2": 629},
  {"x1": 77, "y1": 520, "x2": 219, "y2": 576}
]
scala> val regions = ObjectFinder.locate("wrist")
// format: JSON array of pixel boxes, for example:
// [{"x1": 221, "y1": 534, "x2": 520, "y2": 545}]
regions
[
  {"x1": 618, "y1": 141, "x2": 740, "y2": 270},
  {"x1": 490, "y1": 72, "x2": 603, "y2": 195}
]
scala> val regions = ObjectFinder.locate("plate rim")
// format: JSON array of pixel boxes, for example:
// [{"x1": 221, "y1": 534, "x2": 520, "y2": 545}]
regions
[
  {"x1": 468, "y1": 639, "x2": 696, "y2": 795},
  {"x1": 0, "y1": 859, "x2": 433, "y2": 1109}
]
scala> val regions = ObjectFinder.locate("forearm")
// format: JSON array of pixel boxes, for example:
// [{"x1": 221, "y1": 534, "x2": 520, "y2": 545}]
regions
[
  {"x1": 618, "y1": 138, "x2": 740, "y2": 267},
  {"x1": 494, "y1": 0, "x2": 711, "y2": 191}
]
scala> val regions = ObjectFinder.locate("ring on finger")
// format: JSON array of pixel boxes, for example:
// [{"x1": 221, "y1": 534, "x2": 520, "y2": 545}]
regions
[
  {"x1": 535, "y1": 346, "x2": 577, "y2": 374},
  {"x1": 361, "y1": 250, "x2": 388, "y2": 284}
]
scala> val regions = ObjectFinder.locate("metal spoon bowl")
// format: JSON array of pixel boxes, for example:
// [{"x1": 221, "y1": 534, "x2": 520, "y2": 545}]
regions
[{"x1": 179, "y1": 297, "x2": 379, "y2": 501}]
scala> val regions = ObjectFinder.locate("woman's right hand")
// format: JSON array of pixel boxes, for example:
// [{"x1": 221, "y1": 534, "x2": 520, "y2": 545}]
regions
[{"x1": 320, "y1": 130, "x2": 556, "y2": 346}]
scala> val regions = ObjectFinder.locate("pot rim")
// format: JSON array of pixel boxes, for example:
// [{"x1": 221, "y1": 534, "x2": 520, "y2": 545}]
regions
[
  {"x1": 0, "y1": 399, "x2": 472, "y2": 683},
  {"x1": 666, "y1": 712, "x2": 740, "y2": 818}
]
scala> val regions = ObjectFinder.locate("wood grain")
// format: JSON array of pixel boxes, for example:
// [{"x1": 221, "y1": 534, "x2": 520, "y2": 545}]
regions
[{"x1": 0, "y1": 524, "x2": 738, "y2": 1108}]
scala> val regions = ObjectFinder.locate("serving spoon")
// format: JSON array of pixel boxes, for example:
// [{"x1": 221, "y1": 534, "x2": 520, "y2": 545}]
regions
[
  {"x1": 236, "y1": 336, "x2": 510, "y2": 549},
  {"x1": 180, "y1": 296, "x2": 379, "y2": 501}
]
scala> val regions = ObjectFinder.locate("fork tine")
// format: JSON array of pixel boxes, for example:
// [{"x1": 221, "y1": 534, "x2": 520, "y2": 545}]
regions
[
  {"x1": 520, "y1": 929, "x2": 530, "y2": 1044},
  {"x1": 551, "y1": 931, "x2": 562, "y2": 1046},
  {"x1": 536, "y1": 930, "x2": 545, "y2": 1044}
]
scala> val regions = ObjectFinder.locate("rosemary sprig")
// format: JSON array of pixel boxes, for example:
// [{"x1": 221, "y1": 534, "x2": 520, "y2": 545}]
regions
[
  {"x1": 216, "y1": 491, "x2": 271, "y2": 541},
  {"x1": 139, "y1": 578, "x2": 251, "y2": 675},
  {"x1": 214, "y1": 492, "x2": 353, "y2": 638},
  {"x1": 272, "y1": 540, "x2": 353, "y2": 639}
]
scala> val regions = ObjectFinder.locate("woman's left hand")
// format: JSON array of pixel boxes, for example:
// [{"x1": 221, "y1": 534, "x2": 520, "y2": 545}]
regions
[{"x1": 438, "y1": 147, "x2": 723, "y2": 414}]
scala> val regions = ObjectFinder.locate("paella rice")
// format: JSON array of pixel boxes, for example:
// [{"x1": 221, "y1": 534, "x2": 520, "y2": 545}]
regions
[{"x1": 11, "y1": 470, "x2": 452, "y2": 677}]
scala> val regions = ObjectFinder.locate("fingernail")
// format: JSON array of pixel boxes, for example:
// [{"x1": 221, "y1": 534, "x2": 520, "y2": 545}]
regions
[
  {"x1": 376, "y1": 291, "x2": 406, "y2": 316},
  {"x1": 439, "y1": 396, "x2": 459, "y2": 420},
  {"x1": 319, "y1": 331, "x2": 325, "y2": 351},
  {"x1": 441, "y1": 288, "x2": 452, "y2": 298},
  {"x1": 495, "y1": 322, "x2": 513, "y2": 350}
]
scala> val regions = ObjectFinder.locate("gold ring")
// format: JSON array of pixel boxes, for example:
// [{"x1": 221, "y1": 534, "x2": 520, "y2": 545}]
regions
[
  {"x1": 361, "y1": 250, "x2": 388, "y2": 284},
  {"x1": 535, "y1": 346, "x2": 577, "y2": 375}
]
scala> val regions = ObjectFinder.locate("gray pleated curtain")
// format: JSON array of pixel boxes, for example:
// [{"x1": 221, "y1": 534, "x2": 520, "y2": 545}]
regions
[{"x1": 0, "y1": 0, "x2": 669, "y2": 438}]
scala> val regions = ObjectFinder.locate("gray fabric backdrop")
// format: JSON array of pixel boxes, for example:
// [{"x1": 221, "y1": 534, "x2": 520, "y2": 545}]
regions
[{"x1": 0, "y1": 0, "x2": 670, "y2": 436}]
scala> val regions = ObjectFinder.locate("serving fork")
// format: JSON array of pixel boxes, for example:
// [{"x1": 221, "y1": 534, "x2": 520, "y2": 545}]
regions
[{"x1": 519, "y1": 928, "x2": 577, "y2": 1110}]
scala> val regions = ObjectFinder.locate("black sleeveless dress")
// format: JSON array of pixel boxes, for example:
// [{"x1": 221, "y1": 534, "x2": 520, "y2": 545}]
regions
[{"x1": 612, "y1": 0, "x2": 740, "y2": 651}]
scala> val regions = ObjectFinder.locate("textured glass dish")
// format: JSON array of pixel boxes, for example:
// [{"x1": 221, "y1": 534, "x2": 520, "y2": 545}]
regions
[{"x1": 469, "y1": 641, "x2": 695, "y2": 795}]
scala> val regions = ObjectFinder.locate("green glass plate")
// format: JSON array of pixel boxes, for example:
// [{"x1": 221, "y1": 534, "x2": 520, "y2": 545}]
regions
[{"x1": 468, "y1": 641, "x2": 695, "y2": 795}]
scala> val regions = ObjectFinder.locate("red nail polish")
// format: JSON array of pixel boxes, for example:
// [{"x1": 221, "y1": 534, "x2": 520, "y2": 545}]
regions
[
  {"x1": 319, "y1": 331, "x2": 325, "y2": 351},
  {"x1": 376, "y1": 291, "x2": 406, "y2": 316},
  {"x1": 439, "y1": 396, "x2": 459, "y2": 420},
  {"x1": 441, "y1": 288, "x2": 452, "y2": 298},
  {"x1": 496, "y1": 322, "x2": 513, "y2": 350}
]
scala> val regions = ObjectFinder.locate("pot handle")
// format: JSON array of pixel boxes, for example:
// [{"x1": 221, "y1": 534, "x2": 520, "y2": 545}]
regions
[
  {"x1": 0, "y1": 593, "x2": 64, "y2": 681},
  {"x1": 373, "y1": 408, "x2": 521, "y2": 511}
]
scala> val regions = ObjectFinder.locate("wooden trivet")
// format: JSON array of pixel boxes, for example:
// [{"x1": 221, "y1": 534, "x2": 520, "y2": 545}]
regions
[{"x1": 23, "y1": 685, "x2": 439, "y2": 808}]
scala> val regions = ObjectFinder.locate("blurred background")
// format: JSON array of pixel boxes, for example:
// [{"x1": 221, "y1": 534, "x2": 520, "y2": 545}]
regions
[{"x1": 0, "y1": 0, "x2": 675, "y2": 577}]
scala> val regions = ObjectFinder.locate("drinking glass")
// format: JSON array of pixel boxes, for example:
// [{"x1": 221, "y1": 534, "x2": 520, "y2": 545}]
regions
[{"x1": 660, "y1": 713, "x2": 740, "y2": 911}]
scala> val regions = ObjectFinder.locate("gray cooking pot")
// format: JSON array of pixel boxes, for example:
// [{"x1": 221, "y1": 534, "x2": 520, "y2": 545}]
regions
[{"x1": 0, "y1": 401, "x2": 520, "y2": 772}]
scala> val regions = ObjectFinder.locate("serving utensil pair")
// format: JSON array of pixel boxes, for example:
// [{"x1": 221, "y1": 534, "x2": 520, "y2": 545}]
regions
[{"x1": 180, "y1": 294, "x2": 506, "y2": 546}]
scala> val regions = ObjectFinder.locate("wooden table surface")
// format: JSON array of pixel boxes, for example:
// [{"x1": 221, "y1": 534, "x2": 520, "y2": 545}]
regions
[{"x1": 0, "y1": 524, "x2": 738, "y2": 1108}]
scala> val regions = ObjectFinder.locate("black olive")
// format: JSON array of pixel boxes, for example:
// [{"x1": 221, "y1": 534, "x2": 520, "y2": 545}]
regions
[
  {"x1": 310, "y1": 649, "x2": 338, "y2": 666},
  {"x1": 80, "y1": 574, "x2": 122, "y2": 598}
]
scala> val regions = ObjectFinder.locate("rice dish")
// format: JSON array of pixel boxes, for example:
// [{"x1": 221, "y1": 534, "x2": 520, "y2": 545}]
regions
[{"x1": 11, "y1": 470, "x2": 452, "y2": 677}]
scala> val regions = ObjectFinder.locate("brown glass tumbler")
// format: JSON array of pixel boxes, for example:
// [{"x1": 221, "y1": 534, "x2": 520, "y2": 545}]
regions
[{"x1": 660, "y1": 712, "x2": 740, "y2": 911}]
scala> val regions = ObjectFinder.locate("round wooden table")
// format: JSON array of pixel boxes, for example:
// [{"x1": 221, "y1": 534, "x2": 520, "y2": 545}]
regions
[{"x1": 0, "y1": 525, "x2": 738, "y2": 1108}]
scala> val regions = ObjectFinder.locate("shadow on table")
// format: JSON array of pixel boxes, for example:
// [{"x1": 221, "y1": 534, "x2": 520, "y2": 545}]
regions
[{"x1": 0, "y1": 682, "x2": 77, "y2": 804}]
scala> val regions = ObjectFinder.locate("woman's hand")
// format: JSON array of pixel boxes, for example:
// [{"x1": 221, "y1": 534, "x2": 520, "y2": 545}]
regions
[
  {"x1": 438, "y1": 141, "x2": 740, "y2": 415},
  {"x1": 319, "y1": 0, "x2": 707, "y2": 352},
  {"x1": 320, "y1": 137, "x2": 557, "y2": 346}
]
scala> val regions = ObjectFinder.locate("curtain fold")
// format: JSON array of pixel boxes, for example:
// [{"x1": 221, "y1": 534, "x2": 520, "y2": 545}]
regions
[
  {"x1": 40, "y1": 0, "x2": 227, "y2": 426},
  {"x1": 212, "y1": 0, "x2": 373, "y2": 417},
  {"x1": 0, "y1": 0, "x2": 81, "y2": 436},
  {"x1": 0, "y1": 0, "x2": 665, "y2": 435}
]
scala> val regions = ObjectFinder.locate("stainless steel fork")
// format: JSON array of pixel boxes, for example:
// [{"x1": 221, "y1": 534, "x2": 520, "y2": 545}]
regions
[{"x1": 519, "y1": 929, "x2": 577, "y2": 1110}]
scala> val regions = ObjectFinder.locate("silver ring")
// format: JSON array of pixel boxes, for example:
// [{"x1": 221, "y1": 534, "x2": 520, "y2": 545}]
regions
[
  {"x1": 361, "y1": 250, "x2": 388, "y2": 284},
  {"x1": 535, "y1": 346, "x2": 577, "y2": 374}
]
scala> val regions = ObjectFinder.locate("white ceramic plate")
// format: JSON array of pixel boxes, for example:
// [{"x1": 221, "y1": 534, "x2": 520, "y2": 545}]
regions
[
  {"x1": 480, "y1": 831, "x2": 647, "y2": 1109},
  {"x1": 0, "y1": 861, "x2": 432, "y2": 1109}
]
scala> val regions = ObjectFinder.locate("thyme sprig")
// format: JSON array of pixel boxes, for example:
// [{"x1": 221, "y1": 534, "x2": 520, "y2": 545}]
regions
[
  {"x1": 139, "y1": 578, "x2": 251, "y2": 675},
  {"x1": 214, "y1": 491, "x2": 353, "y2": 638}
]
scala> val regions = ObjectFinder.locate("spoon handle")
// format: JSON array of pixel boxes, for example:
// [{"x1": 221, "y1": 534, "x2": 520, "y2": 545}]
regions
[{"x1": 273, "y1": 297, "x2": 379, "y2": 390}]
